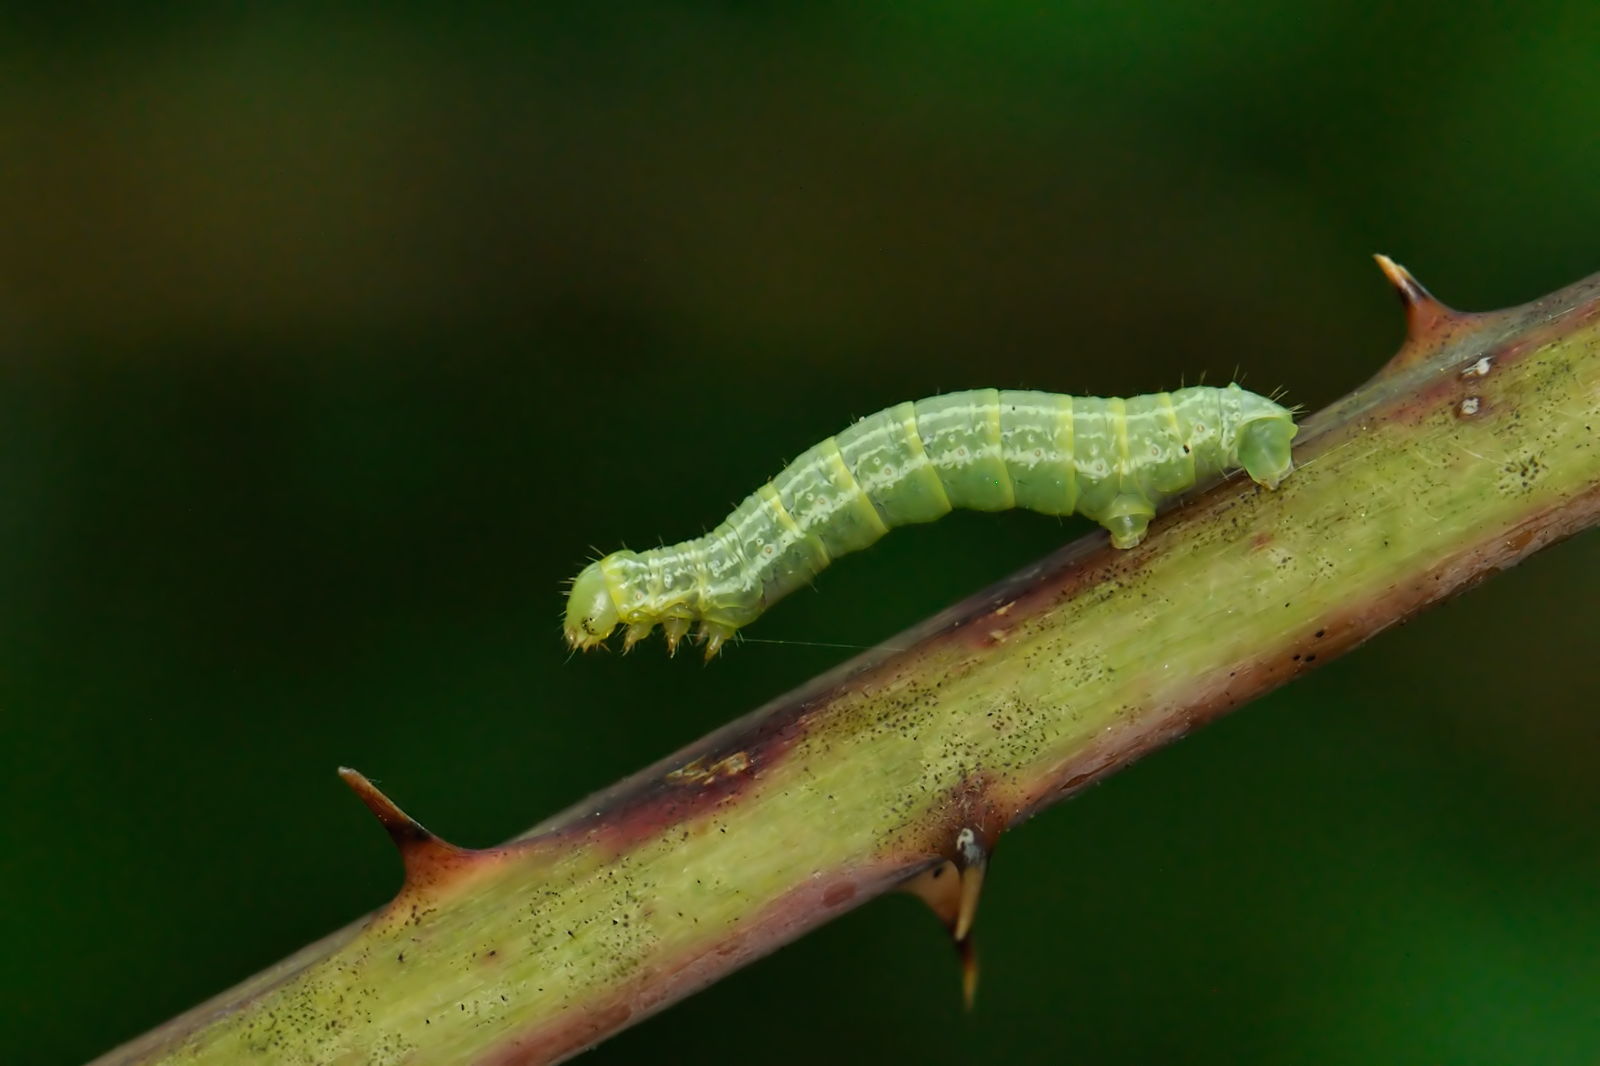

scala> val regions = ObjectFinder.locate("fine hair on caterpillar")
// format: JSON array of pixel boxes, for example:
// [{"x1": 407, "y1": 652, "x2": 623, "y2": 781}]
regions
[{"x1": 564, "y1": 384, "x2": 1298, "y2": 659}]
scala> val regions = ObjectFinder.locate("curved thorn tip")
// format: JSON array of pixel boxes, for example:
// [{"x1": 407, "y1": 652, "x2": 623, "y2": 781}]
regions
[
  {"x1": 339, "y1": 767, "x2": 434, "y2": 850},
  {"x1": 960, "y1": 938, "x2": 979, "y2": 1011},
  {"x1": 339, "y1": 767, "x2": 473, "y2": 891},
  {"x1": 1374, "y1": 253, "x2": 1430, "y2": 304},
  {"x1": 1374, "y1": 253, "x2": 1456, "y2": 332},
  {"x1": 1372, "y1": 254, "x2": 1474, "y2": 371}
]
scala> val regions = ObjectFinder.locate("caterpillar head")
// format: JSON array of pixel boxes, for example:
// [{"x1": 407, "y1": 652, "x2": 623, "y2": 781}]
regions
[
  {"x1": 1232, "y1": 390, "x2": 1299, "y2": 491},
  {"x1": 564, "y1": 560, "x2": 621, "y2": 650}
]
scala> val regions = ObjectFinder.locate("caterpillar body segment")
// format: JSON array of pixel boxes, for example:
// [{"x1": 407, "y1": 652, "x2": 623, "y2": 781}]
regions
[{"x1": 564, "y1": 384, "x2": 1297, "y2": 658}]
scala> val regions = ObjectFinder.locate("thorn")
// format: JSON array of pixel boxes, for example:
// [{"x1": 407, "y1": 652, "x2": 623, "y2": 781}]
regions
[
  {"x1": 902, "y1": 823, "x2": 996, "y2": 1008},
  {"x1": 1373, "y1": 252, "x2": 1430, "y2": 305},
  {"x1": 1373, "y1": 253, "x2": 1457, "y2": 342},
  {"x1": 952, "y1": 827, "x2": 987, "y2": 943},
  {"x1": 338, "y1": 767, "x2": 473, "y2": 892},
  {"x1": 339, "y1": 767, "x2": 433, "y2": 849}
]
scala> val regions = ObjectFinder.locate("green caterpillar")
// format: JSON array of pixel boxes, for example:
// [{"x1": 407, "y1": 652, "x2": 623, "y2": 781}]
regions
[{"x1": 565, "y1": 384, "x2": 1297, "y2": 659}]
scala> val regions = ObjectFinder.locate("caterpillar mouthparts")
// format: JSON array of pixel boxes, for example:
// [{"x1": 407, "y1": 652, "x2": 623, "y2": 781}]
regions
[{"x1": 565, "y1": 384, "x2": 1297, "y2": 660}]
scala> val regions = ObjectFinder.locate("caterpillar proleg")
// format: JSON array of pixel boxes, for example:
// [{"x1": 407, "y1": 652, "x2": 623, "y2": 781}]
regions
[{"x1": 564, "y1": 384, "x2": 1297, "y2": 658}]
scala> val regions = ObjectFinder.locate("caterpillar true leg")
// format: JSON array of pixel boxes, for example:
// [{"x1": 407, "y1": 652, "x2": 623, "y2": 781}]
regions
[
  {"x1": 661, "y1": 617, "x2": 693, "y2": 656},
  {"x1": 562, "y1": 384, "x2": 1298, "y2": 658}
]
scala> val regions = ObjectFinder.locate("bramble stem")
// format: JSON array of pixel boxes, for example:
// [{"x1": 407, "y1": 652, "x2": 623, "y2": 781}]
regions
[{"x1": 93, "y1": 262, "x2": 1600, "y2": 1066}]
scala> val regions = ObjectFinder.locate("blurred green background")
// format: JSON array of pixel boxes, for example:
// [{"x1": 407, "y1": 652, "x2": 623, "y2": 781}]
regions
[{"x1": 3, "y1": 3, "x2": 1597, "y2": 1064}]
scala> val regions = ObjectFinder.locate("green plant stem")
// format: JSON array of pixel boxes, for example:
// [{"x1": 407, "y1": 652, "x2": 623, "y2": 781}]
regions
[{"x1": 92, "y1": 264, "x2": 1600, "y2": 1066}]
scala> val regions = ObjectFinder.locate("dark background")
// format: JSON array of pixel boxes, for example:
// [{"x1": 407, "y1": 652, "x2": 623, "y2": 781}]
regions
[{"x1": 4, "y1": 4, "x2": 1597, "y2": 1063}]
